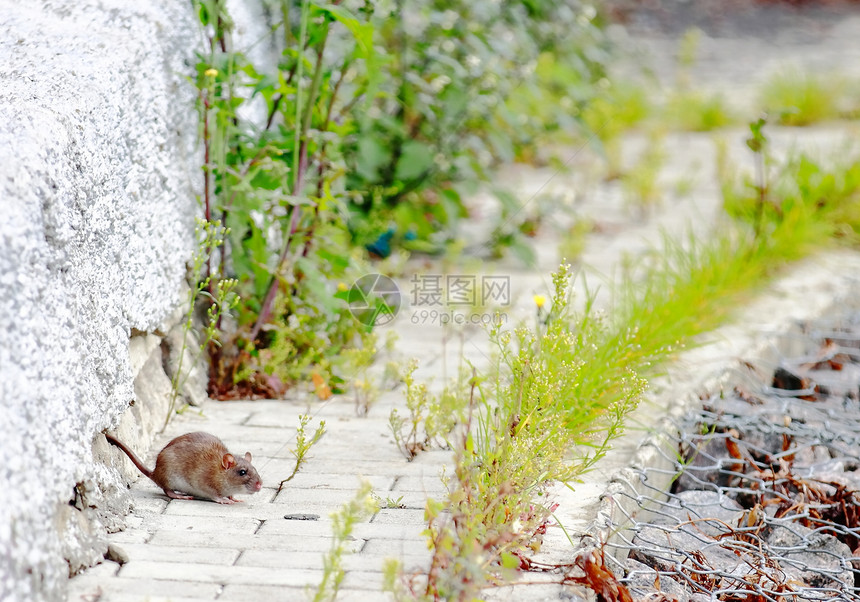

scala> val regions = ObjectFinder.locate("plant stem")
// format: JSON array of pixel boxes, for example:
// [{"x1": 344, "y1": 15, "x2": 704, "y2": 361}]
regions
[
  {"x1": 248, "y1": 203, "x2": 301, "y2": 343},
  {"x1": 754, "y1": 148, "x2": 767, "y2": 239}
]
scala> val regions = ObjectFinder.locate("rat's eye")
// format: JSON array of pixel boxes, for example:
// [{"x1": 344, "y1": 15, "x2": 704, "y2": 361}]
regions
[{"x1": 238, "y1": 469, "x2": 247, "y2": 476}]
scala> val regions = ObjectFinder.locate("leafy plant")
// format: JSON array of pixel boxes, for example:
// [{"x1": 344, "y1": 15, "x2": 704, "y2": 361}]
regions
[
  {"x1": 759, "y1": 70, "x2": 847, "y2": 126},
  {"x1": 722, "y1": 119, "x2": 860, "y2": 245},
  {"x1": 164, "y1": 218, "x2": 237, "y2": 429},
  {"x1": 191, "y1": 0, "x2": 619, "y2": 394},
  {"x1": 663, "y1": 90, "x2": 736, "y2": 132},
  {"x1": 581, "y1": 81, "x2": 652, "y2": 179},
  {"x1": 372, "y1": 492, "x2": 406, "y2": 509},
  {"x1": 388, "y1": 358, "x2": 472, "y2": 461},
  {"x1": 389, "y1": 265, "x2": 642, "y2": 599},
  {"x1": 309, "y1": 480, "x2": 377, "y2": 602},
  {"x1": 622, "y1": 129, "x2": 666, "y2": 217},
  {"x1": 654, "y1": 27, "x2": 736, "y2": 132},
  {"x1": 341, "y1": 330, "x2": 380, "y2": 416},
  {"x1": 278, "y1": 414, "x2": 327, "y2": 492}
]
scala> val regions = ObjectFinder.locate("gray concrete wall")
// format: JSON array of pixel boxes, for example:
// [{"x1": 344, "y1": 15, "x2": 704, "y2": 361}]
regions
[{"x1": 0, "y1": 1, "x2": 201, "y2": 599}]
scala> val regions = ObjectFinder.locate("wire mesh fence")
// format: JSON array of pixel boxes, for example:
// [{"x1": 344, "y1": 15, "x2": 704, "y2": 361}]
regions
[{"x1": 604, "y1": 315, "x2": 860, "y2": 601}]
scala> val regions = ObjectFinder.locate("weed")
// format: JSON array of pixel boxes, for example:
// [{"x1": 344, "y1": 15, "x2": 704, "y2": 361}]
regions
[
  {"x1": 394, "y1": 149, "x2": 860, "y2": 594},
  {"x1": 277, "y1": 414, "x2": 327, "y2": 493},
  {"x1": 581, "y1": 81, "x2": 652, "y2": 179},
  {"x1": 164, "y1": 218, "x2": 237, "y2": 430},
  {"x1": 388, "y1": 360, "x2": 431, "y2": 461},
  {"x1": 387, "y1": 264, "x2": 644, "y2": 599},
  {"x1": 721, "y1": 120, "x2": 860, "y2": 245},
  {"x1": 661, "y1": 27, "x2": 736, "y2": 132},
  {"x1": 192, "y1": 0, "x2": 620, "y2": 392},
  {"x1": 759, "y1": 70, "x2": 847, "y2": 126},
  {"x1": 558, "y1": 219, "x2": 594, "y2": 265},
  {"x1": 388, "y1": 359, "x2": 472, "y2": 461},
  {"x1": 372, "y1": 492, "x2": 406, "y2": 509},
  {"x1": 309, "y1": 480, "x2": 377, "y2": 602},
  {"x1": 663, "y1": 91, "x2": 736, "y2": 132},
  {"x1": 622, "y1": 130, "x2": 666, "y2": 217},
  {"x1": 341, "y1": 331, "x2": 379, "y2": 416}
]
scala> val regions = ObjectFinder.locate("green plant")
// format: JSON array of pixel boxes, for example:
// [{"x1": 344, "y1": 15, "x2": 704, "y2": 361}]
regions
[
  {"x1": 164, "y1": 218, "x2": 237, "y2": 429},
  {"x1": 372, "y1": 492, "x2": 406, "y2": 509},
  {"x1": 759, "y1": 70, "x2": 847, "y2": 126},
  {"x1": 658, "y1": 27, "x2": 735, "y2": 132},
  {"x1": 346, "y1": 0, "x2": 616, "y2": 257},
  {"x1": 388, "y1": 358, "x2": 472, "y2": 461},
  {"x1": 191, "y1": 0, "x2": 619, "y2": 393},
  {"x1": 663, "y1": 91, "x2": 736, "y2": 132},
  {"x1": 721, "y1": 119, "x2": 860, "y2": 245},
  {"x1": 309, "y1": 480, "x2": 377, "y2": 602},
  {"x1": 558, "y1": 219, "x2": 593, "y2": 264},
  {"x1": 392, "y1": 152, "x2": 860, "y2": 594},
  {"x1": 193, "y1": 0, "x2": 379, "y2": 397},
  {"x1": 341, "y1": 330, "x2": 380, "y2": 416},
  {"x1": 278, "y1": 414, "x2": 327, "y2": 492},
  {"x1": 622, "y1": 130, "x2": 666, "y2": 217},
  {"x1": 389, "y1": 265, "x2": 643, "y2": 599},
  {"x1": 581, "y1": 81, "x2": 652, "y2": 179}
]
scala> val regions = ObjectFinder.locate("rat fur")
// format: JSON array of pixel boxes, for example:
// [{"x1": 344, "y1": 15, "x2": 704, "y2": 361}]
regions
[{"x1": 105, "y1": 432, "x2": 263, "y2": 504}]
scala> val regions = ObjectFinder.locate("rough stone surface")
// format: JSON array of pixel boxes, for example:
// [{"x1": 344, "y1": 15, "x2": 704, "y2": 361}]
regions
[{"x1": 0, "y1": 1, "x2": 200, "y2": 599}]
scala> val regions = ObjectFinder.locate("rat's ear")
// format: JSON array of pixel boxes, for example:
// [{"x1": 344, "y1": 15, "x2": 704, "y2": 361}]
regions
[
  {"x1": 221, "y1": 454, "x2": 236, "y2": 470},
  {"x1": 244, "y1": 452, "x2": 252, "y2": 462}
]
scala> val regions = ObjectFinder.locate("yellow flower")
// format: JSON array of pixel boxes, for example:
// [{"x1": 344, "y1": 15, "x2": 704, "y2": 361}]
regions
[
  {"x1": 533, "y1": 294, "x2": 547, "y2": 309},
  {"x1": 204, "y1": 68, "x2": 218, "y2": 78},
  {"x1": 337, "y1": 282, "x2": 348, "y2": 292}
]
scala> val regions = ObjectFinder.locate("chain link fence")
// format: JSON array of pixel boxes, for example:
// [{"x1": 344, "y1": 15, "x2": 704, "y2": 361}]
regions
[{"x1": 604, "y1": 316, "x2": 860, "y2": 601}]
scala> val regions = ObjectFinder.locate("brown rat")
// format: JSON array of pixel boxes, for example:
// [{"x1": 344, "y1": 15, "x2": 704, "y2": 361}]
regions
[{"x1": 105, "y1": 432, "x2": 263, "y2": 504}]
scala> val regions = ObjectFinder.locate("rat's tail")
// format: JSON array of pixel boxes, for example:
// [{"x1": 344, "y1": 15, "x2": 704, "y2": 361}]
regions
[{"x1": 105, "y1": 434, "x2": 155, "y2": 481}]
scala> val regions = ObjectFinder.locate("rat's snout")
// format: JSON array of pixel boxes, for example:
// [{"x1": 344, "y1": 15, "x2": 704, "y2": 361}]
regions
[{"x1": 254, "y1": 481, "x2": 262, "y2": 492}]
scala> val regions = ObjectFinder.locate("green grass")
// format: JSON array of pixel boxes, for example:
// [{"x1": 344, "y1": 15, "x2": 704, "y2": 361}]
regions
[
  {"x1": 759, "y1": 71, "x2": 849, "y2": 126},
  {"x1": 581, "y1": 81, "x2": 652, "y2": 178},
  {"x1": 388, "y1": 143, "x2": 860, "y2": 599},
  {"x1": 663, "y1": 90, "x2": 737, "y2": 132}
]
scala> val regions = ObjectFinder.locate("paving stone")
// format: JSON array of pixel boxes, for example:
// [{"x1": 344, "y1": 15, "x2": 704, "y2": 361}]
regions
[
  {"x1": 254, "y1": 519, "x2": 423, "y2": 541},
  {"x1": 371, "y1": 508, "x2": 426, "y2": 525},
  {"x1": 361, "y1": 538, "x2": 429, "y2": 557},
  {"x1": 266, "y1": 486, "x2": 374, "y2": 505},
  {"x1": 218, "y1": 584, "x2": 399, "y2": 602},
  {"x1": 161, "y1": 499, "x2": 293, "y2": 519},
  {"x1": 127, "y1": 492, "x2": 170, "y2": 514},
  {"x1": 111, "y1": 542, "x2": 241, "y2": 565},
  {"x1": 139, "y1": 514, "x2": 263, "y2": 534},
  {"x1": 66, "y1": 573, "x2": 220, "y2": 601},
  {"x1": 148, "y1": 530, "x2": 361, "y2": 553},
  {"x1": 342, "y1": 570, "x2": 388, "y2": 590},
  {"x1": 105, "y1": 529, "x2": 152, "y2": 545},
  {"x1": 119, "y1": 560, "x2": 325, "y2": 587},
  {"x1": 253, "y1": 470, "x2": 395, "y2": 491},
  {"x1": 217, "y1": 584, "x2": 312, "y2": 602},
  {"x1": 390, "y1": 474, "x2": 448, "y2": 494},
  {"x1": 73, "y1": 594, "x2": 215, "y2": 602},
  {"x1": 333, "y1": 590, "x2": 397, "y2": 602},
  {"x1": 233, "y1": 549, "x2": 428, "y2": 572}
]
